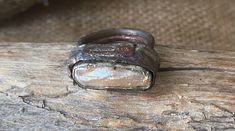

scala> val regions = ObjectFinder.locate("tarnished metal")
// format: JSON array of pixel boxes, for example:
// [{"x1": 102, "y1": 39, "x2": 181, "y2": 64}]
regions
[{"x1": 68, "y1": 28, "x2": 160, "y2": 90}]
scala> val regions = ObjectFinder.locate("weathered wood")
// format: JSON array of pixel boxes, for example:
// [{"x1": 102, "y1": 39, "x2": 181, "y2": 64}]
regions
[{"x1": 0, "y1": 42, "x2": 234, "y2": 130}]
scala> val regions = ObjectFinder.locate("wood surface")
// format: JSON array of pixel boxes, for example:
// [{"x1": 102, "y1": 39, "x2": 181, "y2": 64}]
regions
[{"x1": 0, "y1": 42, "x2": 234, "y2": 130}]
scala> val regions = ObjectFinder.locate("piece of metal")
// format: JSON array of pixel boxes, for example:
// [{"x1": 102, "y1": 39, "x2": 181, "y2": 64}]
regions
[{"x1": 68, "y1": 28, "x2": 159, "y2": 90}]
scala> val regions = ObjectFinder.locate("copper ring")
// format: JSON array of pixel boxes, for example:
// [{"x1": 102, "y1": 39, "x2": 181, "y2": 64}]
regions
[{"x1": 68, "y1": 28, "x2": 159, "y2": 90}]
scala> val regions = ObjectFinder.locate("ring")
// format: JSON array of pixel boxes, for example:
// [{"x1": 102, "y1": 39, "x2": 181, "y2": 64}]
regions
[{"x1": 68, "y1": 28, "x2": 159, "y2": 90}]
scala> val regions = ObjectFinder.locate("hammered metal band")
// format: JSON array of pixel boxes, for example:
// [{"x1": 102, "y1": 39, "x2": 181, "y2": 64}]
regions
[{"x1": 68, "y1": 28, "x2": 159, "y2": 90}]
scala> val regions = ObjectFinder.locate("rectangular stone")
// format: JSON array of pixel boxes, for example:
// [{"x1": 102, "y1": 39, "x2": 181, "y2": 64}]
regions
[{"x1": 72, "y1": 62, "x2": 152, "y2": 90}]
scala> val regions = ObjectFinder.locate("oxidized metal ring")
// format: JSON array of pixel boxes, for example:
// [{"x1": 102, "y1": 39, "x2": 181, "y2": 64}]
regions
[{"x1": 68, "y1": 28, "x2": 159, "y2": 90}]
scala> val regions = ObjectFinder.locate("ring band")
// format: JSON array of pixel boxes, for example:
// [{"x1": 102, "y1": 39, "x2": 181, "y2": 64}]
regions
[{"x1": 68, "y1": 28, "x2": 159, "y2": 90}]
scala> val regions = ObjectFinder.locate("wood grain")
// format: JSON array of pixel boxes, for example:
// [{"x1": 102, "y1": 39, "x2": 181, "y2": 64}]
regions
[{"x1": 0, "y1": 42, "x2": 234, "y2": 130}]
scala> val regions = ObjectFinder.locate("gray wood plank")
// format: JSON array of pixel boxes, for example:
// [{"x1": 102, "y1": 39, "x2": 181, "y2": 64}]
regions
[{"x1": 0, "y1": 42, "x2": 234, "y2": 130}]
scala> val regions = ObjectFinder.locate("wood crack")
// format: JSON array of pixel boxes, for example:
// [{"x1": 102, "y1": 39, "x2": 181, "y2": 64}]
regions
[
  {"x1": 159, "y1": 67, "x2": 235, "y2": 73},
  {"x1": 18, "y1": 95, "x2": 70, "y2": 120}
]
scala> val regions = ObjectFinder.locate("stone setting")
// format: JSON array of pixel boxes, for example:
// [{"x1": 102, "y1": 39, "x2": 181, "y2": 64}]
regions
[{"x1": 72, "y1": 62, "x2": 152, "y2": 90}]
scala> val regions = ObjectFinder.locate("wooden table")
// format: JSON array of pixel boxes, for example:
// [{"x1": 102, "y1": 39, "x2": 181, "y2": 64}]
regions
[{"x1": 0, "y1": 42, "x2": 234, "y2": 130}]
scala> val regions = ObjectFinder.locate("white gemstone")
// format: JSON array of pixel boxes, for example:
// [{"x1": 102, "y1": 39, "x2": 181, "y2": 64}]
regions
[{"x1": 72, "y1": 62, "x2": 152, "y2": 89}]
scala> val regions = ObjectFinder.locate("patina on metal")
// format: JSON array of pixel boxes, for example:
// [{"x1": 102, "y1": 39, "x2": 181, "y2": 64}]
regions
[{"x1": 68, "y1": 28, "x2": 159, "y2": 90}]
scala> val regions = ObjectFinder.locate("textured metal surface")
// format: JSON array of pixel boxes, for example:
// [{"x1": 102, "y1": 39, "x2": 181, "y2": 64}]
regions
[{"x1": 68, "y1": 28, "x2": 159, "y2": 90}]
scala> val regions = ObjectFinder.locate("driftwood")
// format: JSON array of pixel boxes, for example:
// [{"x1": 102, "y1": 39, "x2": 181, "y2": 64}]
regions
[{"x1": 0, "y1": 42, "x2": 234, "y2": 130}]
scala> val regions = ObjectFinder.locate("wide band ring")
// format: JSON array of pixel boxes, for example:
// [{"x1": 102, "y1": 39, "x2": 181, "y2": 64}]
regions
[{"x1": 68, "y1": 28, "x2": 159, "y2": 90}]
